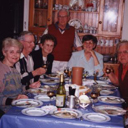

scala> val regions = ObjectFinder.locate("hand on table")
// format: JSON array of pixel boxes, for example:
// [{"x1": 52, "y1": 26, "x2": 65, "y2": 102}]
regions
[{"x1": 29, "y1": 81, "x2": 41, "y2": 89}]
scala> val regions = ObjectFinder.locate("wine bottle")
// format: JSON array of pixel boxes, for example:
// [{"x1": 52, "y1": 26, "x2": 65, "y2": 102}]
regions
[{"x1": 56, "y1": 74, "x2": 66, "y2": 108}]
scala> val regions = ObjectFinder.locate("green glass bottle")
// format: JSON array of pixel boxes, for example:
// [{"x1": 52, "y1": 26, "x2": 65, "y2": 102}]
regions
[{"x1": 56, "y1": 74, "x2": 66, "y2": 108}]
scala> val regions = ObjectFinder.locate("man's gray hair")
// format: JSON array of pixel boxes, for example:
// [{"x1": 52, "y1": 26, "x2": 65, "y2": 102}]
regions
[
  {"x1": 116, "y1": 40, "x2": 128, "y2": 53},
  {"x1": 57, "y1": 8, "x2": 70, "y2": 17},
  {"x1": 18, "y1": 31, "x2": 34, "y2": 41}
]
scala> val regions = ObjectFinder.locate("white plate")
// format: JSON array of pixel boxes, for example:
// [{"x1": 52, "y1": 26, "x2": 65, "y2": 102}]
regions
[
  {"x1": 41, "y1": 105, "x2": 57, "y2": 114},
  {"x1": 98, "y1": 96, "x2": 125, "y2": 104},
  {"x1": 100, "y1": 90, "x2": 114, "y2": 95},
  {"x1": 12, "y1": 99, "x2": 43, "y2": 108},
  {"x1": 95, "y1": 80, "x2": 107, "y2": 85},
  {"x1": 45, "y1": 74, "x2": 59, "y2": 80},
  {"x1": 93, "y1": 105, "x2": 126, "y2": 116},
  {"x1": 100, "y1": 84, "x2": 117, "y2": 90},
  {"x1": 22, "y1": 108, "x2": 48, "y2": 116},
  {"x1": 99, "y1": 77, "x2": 108, "y2": 81},
  {"x1": 52, "y1": 108, "x2": 82, "y2": 119},
  {"x1": 40, "y1": 79, "x2": 59, "y2": 85},
  {"x1": 27, "y1": 88, "x2": 47, "y2": 95},
  {"x1": 68, "y1": 19, "x2": 82, "y2": 30},
  {"x1": 34, "y1": 95, "x2": 56, "y2": 102},
  {"x1": 82, "y1": 113, "x2": 110, "y2": 123}
]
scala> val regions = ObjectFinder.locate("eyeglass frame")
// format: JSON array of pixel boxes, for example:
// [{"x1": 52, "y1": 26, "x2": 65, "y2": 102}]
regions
[{"x1": 117, "y1": 50, "x2": 128, "y2": 55}]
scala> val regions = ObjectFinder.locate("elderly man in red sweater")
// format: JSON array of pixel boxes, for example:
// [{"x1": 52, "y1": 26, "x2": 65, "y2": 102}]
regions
[
  {"x1": 106, "y1": 41, "x2": 128, "y2": 108},
  {"x1": 43, "y1": 8, "x2": 82, "y2": 73}
]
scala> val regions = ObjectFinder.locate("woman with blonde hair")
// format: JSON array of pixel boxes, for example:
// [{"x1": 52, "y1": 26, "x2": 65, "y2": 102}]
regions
[{"x1": 0, "y1": 38, "x2": 40, "y2": 113}]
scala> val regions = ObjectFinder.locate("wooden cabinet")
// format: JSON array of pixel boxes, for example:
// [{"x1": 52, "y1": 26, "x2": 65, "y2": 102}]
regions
[{"x1": 29, "y1": 0, "x2": 125, "y2": 54}]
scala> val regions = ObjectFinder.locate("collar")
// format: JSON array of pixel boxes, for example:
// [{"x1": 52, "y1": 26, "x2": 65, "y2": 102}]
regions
[
  {"x1": 20, "y1": 53, "x2": 31, "y2": 59},
  {"x1": 20, "y1": 53, "x2": 25, "y2": 59},
  {"x1": 80, "y1": 50, "x2": 85, "y2": 59},
  {"x1": 55, "y1": 22, "x2": 70, "y2": 31}
]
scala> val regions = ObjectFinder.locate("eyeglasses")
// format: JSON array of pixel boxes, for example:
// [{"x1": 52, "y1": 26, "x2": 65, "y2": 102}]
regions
[
  {"x1": 58, "y1": 15, "x2": 68, "y2": 18},
  {"x1": 23, "y1": 40, "x2": 35, "y2": 44},
  {"x1": 83, "y1": 41, "x2": 93, "y2": 45},
  {"x1": 117, "y1": 50, "x2": 128, "y2": 55}
]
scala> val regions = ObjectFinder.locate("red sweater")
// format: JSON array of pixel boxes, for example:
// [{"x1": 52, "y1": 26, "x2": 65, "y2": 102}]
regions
[
  {"x1": 118, "y1": 64, "x2": 128, "y2": 106},
  {"x1": 48, "y1": 24, "x2": 75, "y2": 61}
]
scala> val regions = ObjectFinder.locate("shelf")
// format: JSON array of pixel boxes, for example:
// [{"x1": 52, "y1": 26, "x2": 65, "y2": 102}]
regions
[
  {"x1": 35, "y1": 8, "x2": 48, "y2": 11},
  {"x1": 53, "y1": 9, "x2": 99, "y2": 14},
  {"x1": 78, "y1": 33, "x2": 121, "y2": 38}
]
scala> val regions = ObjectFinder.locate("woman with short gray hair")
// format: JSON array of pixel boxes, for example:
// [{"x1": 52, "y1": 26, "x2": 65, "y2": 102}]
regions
[{"x1": 0, "y1": 38, "x2": 28, "y2": 113}]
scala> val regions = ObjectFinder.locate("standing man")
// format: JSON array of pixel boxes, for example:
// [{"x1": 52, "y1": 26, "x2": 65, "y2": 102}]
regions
[
  {"x1": 43, "y1": 9, "x2": 82, "y2": 73},
  {"x1": 15, "y1": 31, "x2": 46, "y2": 87},
  {"x1": 106, "y1": 41, "x2": 128, "y2": 108}
]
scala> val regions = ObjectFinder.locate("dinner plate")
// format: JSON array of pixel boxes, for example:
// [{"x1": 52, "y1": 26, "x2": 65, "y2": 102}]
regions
[
  {"x1": 41, "y1": 105, "x2": 57, "y2": 114},
  {"x1": 100, "y1": 90, "x2": 114, "y2": 95},
  {"x1": 100, "y1": 84, "x2": 117, "y2": 90},
  {"x1": 82, "y1": 113, "x2": 110, "y2": 123},
  {"x1": 40, "y1": 79, "x2": 59, "y2": 85},
  {"x1": 34, "y1": 95, "x2": 56, "y2": 102},
  {"x1": 95, "y1": 80, "x2": 107, "y2": 85},
  {"x1": 68, "y1": 19, "x2": 82, "y2": 30},
  {"x1": 27, "y1": 88, "x2": 47, "y2": 95},
  {"x1": 93, "y1": 105, "x2": 126, "y2": 116},
  {"x1": 45, "y1": 74, "x2": 59, "y2": 80},
  {"x1": 12, "y1": 99, "x2": 43, "y2": 108},
  {"x1": 99, "y1": 77, "x2": 109, "y2": 81},
  {"x1": 22, "y1": 108, "x2": 48, "y2": 116},
  {"x1": 98, "y1": 96, "x2": 125, "y2": 104},
  {"x1": 52, "y1": 108, "x2": 82, "y2": 119}
]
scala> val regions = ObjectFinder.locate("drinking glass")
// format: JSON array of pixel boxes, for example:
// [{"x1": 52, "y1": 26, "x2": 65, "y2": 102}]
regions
[
  {"x1": 90, "y1": 85, "x2": 100, "y2": 103},
  {"x1": 64, "y1": 67, "x2": 69, "y2": 77},
  {"x1": 47, "y1": 89, "x2": 55, "y2": 105},
  {"x1": 42, "y1": 61, "x2": 49, "y2": 69},
  {"x1": 83, "y1": 71, "x2": 89, "y2": 78},
  {"x1": 93, "y1": 71, "x2": 99, "y2": 81},
  {"x1": 105, "y1": 66, "x2": 114, "y2": 74}
]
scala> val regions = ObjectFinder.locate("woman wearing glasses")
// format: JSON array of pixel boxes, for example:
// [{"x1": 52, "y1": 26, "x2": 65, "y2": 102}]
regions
[{"x1": 68, "y1": 34, "x2": 103, "y2": 76}]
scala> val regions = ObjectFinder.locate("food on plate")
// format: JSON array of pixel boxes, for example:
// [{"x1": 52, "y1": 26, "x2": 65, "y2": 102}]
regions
[
  {"x1": 47, "y1": 74, "x2": 59, "y2": 78},
  {"x1": 16, "y1": 101, "x2": 31, "y2": 106},
  {"x1": 54, "y1": 111, "x2": 77, "y2": 118}
]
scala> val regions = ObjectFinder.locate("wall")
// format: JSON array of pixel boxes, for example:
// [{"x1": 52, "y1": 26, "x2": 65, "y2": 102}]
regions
[
  {"x1": 122, "y1": 0, "x2": 128, "y2": 40},
  {"x1": 23, "y1": 0, "x2": 29, "y2": 31},
  {"x1": 24, "y1": 0, "x2": 128, "y2": 39}
]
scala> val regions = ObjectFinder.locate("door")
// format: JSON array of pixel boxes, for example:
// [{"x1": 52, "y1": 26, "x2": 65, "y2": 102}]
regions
[{"x1": 98, "y1": 0, "x2": 124, "y2": 36}]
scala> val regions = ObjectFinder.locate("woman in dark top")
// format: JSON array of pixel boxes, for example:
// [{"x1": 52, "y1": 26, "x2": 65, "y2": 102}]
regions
[{"x1": 32, "y1": 34, "x2": 57, "y2": 81}]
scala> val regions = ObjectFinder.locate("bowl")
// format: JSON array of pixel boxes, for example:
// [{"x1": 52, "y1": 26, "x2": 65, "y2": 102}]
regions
[{"x1": 78, "y1": 95, "x2": 91, "y2": 109}]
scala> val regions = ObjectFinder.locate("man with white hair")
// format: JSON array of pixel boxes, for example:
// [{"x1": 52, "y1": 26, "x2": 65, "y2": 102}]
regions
[
  {"x1": 106, "y1": 41, "x2": 128, "y2": 107},
  {"x1": 43, "y1": 9, "x2": 82, "y2": 73}
]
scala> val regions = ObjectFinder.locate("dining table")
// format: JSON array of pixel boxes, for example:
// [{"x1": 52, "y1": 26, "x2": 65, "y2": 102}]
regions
[{"x1": 0, "y1": 76, "x2": 125, "y2": 128}]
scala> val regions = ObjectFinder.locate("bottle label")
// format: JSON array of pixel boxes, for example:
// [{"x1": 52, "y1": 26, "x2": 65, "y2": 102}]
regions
[{"x1": 56, "y1": 95, "x2": 65, "y2": 107}]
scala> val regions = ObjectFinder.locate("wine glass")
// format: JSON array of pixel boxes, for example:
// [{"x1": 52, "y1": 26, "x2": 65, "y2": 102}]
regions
[
  {"x1": 83, "y1": 71, "x2": 89, "y2": 78},
  {"x1": 42, "y1": 61, "x2": 50, "y2": 69},
  {"x1": 90, "y1": 86, "x2": 100, "y2": 103},
  {"x1": 47, "y1": 89, "x2": 55, "y2": 105},
  {"x1": 93, "y1": 71, "x2": 99, "y2": 81},
  {"x1": 64, "y1": 67, "x2": 69, "y2": 77},
  {"x1": 105, "y1": 66, "x2": 114, "y2": 74}
]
